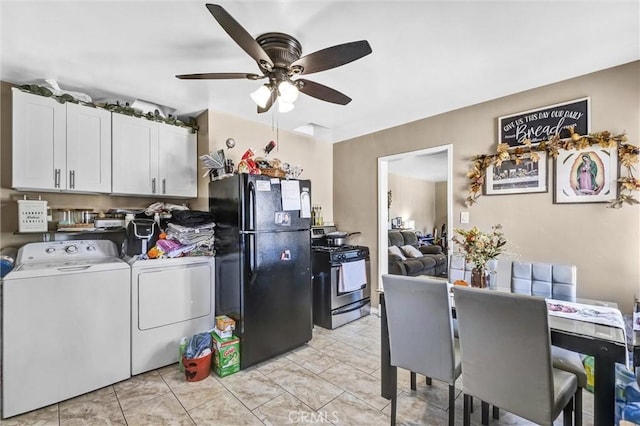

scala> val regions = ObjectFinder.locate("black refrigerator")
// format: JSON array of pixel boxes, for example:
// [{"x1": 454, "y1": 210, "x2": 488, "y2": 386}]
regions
[{"x1": 210, "y1": 174, "x2": 313, "y2": 368}]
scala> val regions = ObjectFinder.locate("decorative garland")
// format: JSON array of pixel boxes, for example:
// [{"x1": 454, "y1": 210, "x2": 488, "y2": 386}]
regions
[
  {"x1": 18, "y1": 84, "x2": 198, "y2": 133},
  {"x1": 465, "y1": 128, "x2": 639, "y2": 208}
]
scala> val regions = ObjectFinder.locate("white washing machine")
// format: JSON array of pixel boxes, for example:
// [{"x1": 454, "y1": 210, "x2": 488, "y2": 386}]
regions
[
  {"x1": 2, "y1": 240, "x2": 130, "y2": 419},
  {"x1": 130, "y1": 256, "x2": 215, "y2": 375}
]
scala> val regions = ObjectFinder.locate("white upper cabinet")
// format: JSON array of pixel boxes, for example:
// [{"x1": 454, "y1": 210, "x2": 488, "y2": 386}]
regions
[
  {"x1": 12, "y1": 88, "x2": 112, "y2": 193},
  {"x1": 111, "y1": 113, "x2": 159, "y2": 196},
  {"x1": 158, "y1": 122, "x2": 197, "y2": 198},
  {"x1": 66, "y1": 102, "x2": 112, "y2": 193},
  {"x1": 12, "y1": 88, "x2": 66, "y2": 191},
  {"x1": 112, "y1": 113, "x2": 197, "y2": 198}
]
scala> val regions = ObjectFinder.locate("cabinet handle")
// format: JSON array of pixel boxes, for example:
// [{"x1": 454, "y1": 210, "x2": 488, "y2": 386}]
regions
[
  {"x1": 54, "y1": 169, "x2": 60, "y2": 188},
  {"x1": 69, "y1": 170, "x2": 75, "y2": 189},
  {"x1": 162, "y1": 178, "x2": 166, "y2": 194},
  {"x1": 152, "y1": 178, "x2": 156, "y2": 194}
]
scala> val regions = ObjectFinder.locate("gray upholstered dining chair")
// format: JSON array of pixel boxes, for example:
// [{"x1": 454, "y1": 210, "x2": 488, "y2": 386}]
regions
[
  {"x1": 510, "y1": 260, "x2": 585, "y2": 423},
  {"x1": 453, "y1": 286, "x2": 581, "y2": 426},
  {"x1": 382, "y1": 274, "x2": 460, "y2": 426},
  {"x1": 511, "y1": 260, "x2": 577, "y2": 300},
  {"x1": 449, "y1": 254, "x2": 498, "y2": 288}
]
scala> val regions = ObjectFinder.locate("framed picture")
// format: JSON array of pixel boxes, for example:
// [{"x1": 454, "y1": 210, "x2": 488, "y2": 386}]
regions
[
  {"x1": 484, "y1": 152, "x2": 548, "y2": 195},
  {"x1": 498, "y1": 98, "x2": 590, "y2": 147},
  {"x1": 391, "y1": 217, "x2": 402, "y2": 229},
  {"x1": 554, "y1": 147, "x2": 618, "y2": 204}
]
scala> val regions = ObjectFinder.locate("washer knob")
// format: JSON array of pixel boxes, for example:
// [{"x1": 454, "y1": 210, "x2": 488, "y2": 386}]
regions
[
  {"x1": 86, "y1": 245, "x2": 96, "y2": 251},
  {"x1": 45, "y1": 248, "x2": 56, "y2": 254},
  {"x1": 65, "y1": 245, "x2": 78, "y2": 254}
]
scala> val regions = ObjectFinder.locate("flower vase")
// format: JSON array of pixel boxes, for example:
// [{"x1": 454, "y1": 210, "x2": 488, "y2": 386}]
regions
[{"x1": 471, "y1": 267, "x2": 490, "y2": 288}]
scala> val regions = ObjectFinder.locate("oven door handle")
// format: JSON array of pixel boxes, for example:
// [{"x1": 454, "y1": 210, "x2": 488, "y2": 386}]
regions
[{"x1": 333, "y1": 298, "x2": 370, "y2": 316}]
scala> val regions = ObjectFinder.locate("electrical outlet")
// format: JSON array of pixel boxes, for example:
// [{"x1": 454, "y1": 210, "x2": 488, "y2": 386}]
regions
[{"x1": 460, "y1": 211, "x2": 469, "y2": 224}]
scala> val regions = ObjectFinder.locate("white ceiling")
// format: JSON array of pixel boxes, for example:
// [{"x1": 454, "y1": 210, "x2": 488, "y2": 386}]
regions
[
  {"x1": 388, "y1": 150, "x2": 449, "y2": 182},
  {"x1": 1, "y1": 1, "x2": 638, "y2": 143}
]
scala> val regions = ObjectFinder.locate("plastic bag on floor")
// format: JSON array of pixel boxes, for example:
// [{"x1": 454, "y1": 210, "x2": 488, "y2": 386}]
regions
[{"x1": 615, "y1": 363, "x2": 640, "y2": 425}]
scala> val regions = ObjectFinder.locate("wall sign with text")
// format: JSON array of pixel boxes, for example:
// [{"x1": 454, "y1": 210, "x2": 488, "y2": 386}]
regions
[{"x1": 498, "y1": 98, "x2": 590, "y2": 147}]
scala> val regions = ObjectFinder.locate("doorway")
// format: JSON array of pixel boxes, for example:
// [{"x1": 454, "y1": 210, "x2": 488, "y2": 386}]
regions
[{"x1": 377, "y1": 145, "x2": 453, "y2": 291}]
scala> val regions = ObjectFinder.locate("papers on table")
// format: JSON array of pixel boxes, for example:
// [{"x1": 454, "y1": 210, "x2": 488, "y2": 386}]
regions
[
  {"x1": 546, "y1": 299, "x2": 626, "y2": 329},
  {"x1": 546, "y1": 298, "x2": 629, "y2": 368}
]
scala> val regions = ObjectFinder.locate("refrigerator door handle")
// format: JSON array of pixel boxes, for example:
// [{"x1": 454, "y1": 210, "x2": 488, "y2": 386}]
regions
[
  {"x1": 246, "y1": 181, "x2": 256, "y2": 231},
  {"x1": 248, "y1": 233, "x2": 257, "y2": 285}
]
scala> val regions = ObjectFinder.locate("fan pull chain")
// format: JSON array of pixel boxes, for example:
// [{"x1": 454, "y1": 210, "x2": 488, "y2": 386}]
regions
[{"x1": 269, "y1": 108, "x2": 280, "y2": 151}]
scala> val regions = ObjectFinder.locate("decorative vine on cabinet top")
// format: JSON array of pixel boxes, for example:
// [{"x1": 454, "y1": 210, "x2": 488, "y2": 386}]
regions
[
  {"x1": 12, "y1": 88, "x2": 111, "y2": 193},
  {"x1": 111, "y1": 113, "x2": 197, "y2": 198}
]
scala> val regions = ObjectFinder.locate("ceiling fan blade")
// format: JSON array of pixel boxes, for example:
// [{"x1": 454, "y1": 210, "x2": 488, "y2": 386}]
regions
[
  {"x1": 297, "y1": 79, "x2": 352, "y2": 105},
  {"x1": 291, "y1": 40, "x2": 372, "y2": 75},
  {"x1": 206, "y1": 4, "x2": 273, "y2": 70},
  {"x1": 176, "y1": 72, "x2": 263, "y2": 80},
  {"x1": 257, "y1": 90, "x2": 277, "y2": 114}
]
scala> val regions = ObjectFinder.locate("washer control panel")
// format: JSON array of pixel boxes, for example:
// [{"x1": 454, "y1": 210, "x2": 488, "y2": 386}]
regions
[{"x1": 17, "y1": 240, "x2": 119, "y2": 263}]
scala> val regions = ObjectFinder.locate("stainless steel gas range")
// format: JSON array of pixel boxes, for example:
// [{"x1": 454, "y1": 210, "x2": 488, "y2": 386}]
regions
[{"x1": 311, "y1": 226, "x2": 371, "y2": 329}]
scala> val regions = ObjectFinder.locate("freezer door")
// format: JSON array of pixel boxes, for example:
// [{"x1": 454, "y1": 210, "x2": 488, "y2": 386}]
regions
[
  {"x1": 240, "y1": 230, "x2": 312, "y2": 368},
  {"x1": 209, "y1": 176, "x2": 241, "y2": 229},
  {"x1": 242, "y1": 175, "x2": 311, "y2": 232}
]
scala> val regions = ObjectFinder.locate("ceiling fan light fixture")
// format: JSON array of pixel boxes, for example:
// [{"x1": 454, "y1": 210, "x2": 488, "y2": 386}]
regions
[
  {"x1": 278, "y1": 99, "x2": 295, "y2": 113},
  {"x1": 250, "y1": 84, "x2": 272, "y2": 108},
  {"x1": 183, "y1": 5, "x2": 371, "y2": 114},
  {"x1": 278, "y1": 80, "x2": 299, "y2": 104}
]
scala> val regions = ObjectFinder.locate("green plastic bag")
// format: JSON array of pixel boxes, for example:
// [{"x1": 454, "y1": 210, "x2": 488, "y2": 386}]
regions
[{"x1": 584, "y1": 355, "x2": 595, "y2": 393}]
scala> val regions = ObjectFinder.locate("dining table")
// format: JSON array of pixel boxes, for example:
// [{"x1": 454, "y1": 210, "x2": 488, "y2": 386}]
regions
[{"x1": 378, "y1": 285, "x2": 629, "y2": 426}]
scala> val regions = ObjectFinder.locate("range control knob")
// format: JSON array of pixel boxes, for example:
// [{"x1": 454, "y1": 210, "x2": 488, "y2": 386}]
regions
[
  {"x1": 336, "y1": 253, "x2": 346, "y2": 262},
  {"x1": 45, "y1": 248, "x2": 56, "y2": 254},
  {"x1": 65, "y1": 245, "x2": 78, "y2": 254}
]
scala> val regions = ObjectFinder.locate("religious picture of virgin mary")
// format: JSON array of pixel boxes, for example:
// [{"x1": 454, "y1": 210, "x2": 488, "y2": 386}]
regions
[
  {"x1": 572, "y1": 152, "x2": 602, "y2": 195},
  {"x1": 554, "y1": 147, "x2": 618, "y2": 204}
]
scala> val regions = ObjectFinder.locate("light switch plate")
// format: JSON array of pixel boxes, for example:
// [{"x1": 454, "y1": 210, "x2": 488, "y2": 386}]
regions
[{"x1": 460, "y1": 211, "x2": 469, "y2": 224}]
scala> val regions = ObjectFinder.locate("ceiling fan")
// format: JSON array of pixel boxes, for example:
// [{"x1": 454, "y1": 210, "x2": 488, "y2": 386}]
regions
[{"x1": 176, "y1": 4, "x2": 372, "y2": 113}]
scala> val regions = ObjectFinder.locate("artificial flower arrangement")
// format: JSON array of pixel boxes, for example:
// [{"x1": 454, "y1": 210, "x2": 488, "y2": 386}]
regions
[{"x1": 451, "y1": 224, "x2": 507, "y2": 271}]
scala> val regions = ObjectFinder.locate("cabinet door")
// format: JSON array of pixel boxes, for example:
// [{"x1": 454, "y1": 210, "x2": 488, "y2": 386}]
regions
[
  {"x1": 12, "y1": 88, "x2": 66, "y2": 191},
  {"x1": 111, "y1": 113, "x2": 158, "y2": 196},
  {"x1": 158, "y1": 123, "x2": 197, "y2": 198},
  {"x1": 66, "y1": 103, "x2": 111, "y2": 193}
]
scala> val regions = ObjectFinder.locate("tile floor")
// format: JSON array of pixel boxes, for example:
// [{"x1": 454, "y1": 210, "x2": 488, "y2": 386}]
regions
[{"x1": 1, "y1": 313, "x2": 594, "y2": 425}]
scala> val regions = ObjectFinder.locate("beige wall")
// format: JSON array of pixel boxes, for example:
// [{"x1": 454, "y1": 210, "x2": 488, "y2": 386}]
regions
[
  {"x1": 434, "y1": 181, "x2": 448, "y2": 235},
  {"x1": 388, "y1": 173, "x2": 435, "y2": 234},
  {"x1": 200, "y1": 110, "x2": 333, "y2": 224},
  {"x1": 334, "y1": 61, "x2": 640, "y2": 313}
]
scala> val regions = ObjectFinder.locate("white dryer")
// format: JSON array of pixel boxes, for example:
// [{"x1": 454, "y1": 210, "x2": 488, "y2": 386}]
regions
[
  {"x1": 130, "y1": 256, "x2": 215, "y2": 375},
  {"x1": 2, "y1": 240, "x2": 130, "y2": 419}
]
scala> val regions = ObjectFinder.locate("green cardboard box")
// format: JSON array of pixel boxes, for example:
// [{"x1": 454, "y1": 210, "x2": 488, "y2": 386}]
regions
[{"x1": 211, "y1": 333, "x2": 240, "y2": 377}]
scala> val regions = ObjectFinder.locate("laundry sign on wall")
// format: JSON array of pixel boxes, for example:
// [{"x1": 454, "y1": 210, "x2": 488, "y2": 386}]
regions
[{"x1": 498, "y1": 97, "x2": 590, "y2": 147}]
